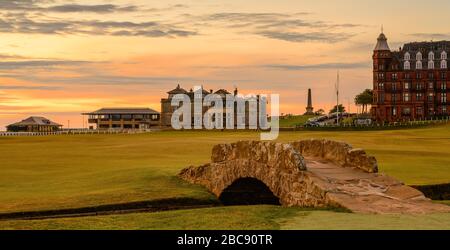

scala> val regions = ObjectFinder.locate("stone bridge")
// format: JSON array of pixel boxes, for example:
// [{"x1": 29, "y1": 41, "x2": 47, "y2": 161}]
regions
[{"x1": 179, "y1": 140, "x2": 450, "y2": 214}]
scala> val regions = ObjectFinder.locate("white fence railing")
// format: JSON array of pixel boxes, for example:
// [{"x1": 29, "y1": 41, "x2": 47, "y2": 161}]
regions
[{"x1": 0, "y1": 129, "x2": 158, "y2": 137}]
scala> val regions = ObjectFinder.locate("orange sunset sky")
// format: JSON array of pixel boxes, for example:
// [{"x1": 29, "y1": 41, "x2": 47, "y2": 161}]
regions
[{"x1": 1, "y1": 0, "x2": 450, "y2": 129}]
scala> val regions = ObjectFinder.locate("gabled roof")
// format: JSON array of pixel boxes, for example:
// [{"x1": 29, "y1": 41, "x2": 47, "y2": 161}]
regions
[
  {"x1": 214, "y1": 89, "x2": 231, "y2": 95},
  {"x1": 167, "y1": 84, "x2": 188, "y2": 94},
  {"x1": 83, "y1": 108, "x2": 159, "y2": 115},
  {"x1": 7, "y1": 116, "x2": 62, "y2": 127}
]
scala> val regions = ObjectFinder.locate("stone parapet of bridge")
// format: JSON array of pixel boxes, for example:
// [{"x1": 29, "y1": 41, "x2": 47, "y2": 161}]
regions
[{"x1": 179, "y1": 140, "x2": 450, "y2": 214}]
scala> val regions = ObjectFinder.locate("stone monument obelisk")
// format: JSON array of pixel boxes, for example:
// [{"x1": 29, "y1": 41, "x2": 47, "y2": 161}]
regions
[{"x1": 304, "y1": 88, "x2": 314, "y2": 115}]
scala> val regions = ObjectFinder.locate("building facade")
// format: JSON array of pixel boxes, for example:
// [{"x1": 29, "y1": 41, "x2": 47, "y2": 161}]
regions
[
  {"x1": 6, "y1": 116, "x2": 62, "y2": 132},
  {"x1": 371, "y1": 32, "x2": 450, "y2": 122},
  {"x1": 83, "y1": 108, "x2": 160, "y2": 130},
  {"x1": 160, "y1": 85, "x2": 261, "y2": 128}
]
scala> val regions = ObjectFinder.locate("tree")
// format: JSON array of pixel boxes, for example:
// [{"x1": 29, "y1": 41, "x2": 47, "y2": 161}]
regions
[
  {"x1": 329, "y1": 104, "x2": 346, "y2": 114},
  {"x1": 354, "y1": 89, "x2": 373, "y2": 113},
  {"x1": 315, "y1": 109, "x2": 325, "y2": 116}
]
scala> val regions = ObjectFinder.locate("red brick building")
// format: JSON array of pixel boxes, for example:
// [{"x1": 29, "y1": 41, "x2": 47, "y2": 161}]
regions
[{"x1": 371, "y1": 32, "x2": 449, "y2": 122}]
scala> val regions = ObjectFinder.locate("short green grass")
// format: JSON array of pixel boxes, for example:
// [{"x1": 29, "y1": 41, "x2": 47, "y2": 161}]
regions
[
  {"x1": 1, "y1": 125, "x2": 450, "y2": 214},
  {"x1": 1, "y1": 206, "x2": 449, "y2": 230},
  {"x1": 279, "y1": 115, "x2": 316, "y2": 127},
  {"x1": 0, "y1": 125, "x2": 449, "y2": 229}
]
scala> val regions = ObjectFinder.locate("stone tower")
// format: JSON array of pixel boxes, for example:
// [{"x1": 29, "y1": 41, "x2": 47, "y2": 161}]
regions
[{"x1": 304, "y1": 88, "x2": 314, "y2": 115}]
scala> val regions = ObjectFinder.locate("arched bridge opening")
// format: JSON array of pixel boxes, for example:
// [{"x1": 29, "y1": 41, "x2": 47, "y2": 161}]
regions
[{"x1": 218, "y1": 178, "x2": 281, "y2": 206}]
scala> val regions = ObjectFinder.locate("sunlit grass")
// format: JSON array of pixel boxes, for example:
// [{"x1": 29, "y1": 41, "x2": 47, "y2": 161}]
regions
[{"x1": 0, "y1": 125, "x2": 449, "y2": 214}]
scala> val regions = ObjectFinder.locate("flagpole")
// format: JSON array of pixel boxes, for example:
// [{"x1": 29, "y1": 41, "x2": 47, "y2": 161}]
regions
[{"x1": 336, "y1": 70, "x2": 340, "y2": 126}]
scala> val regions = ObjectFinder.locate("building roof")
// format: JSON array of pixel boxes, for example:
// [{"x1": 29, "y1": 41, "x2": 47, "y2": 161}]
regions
[
  {"x1": 7, "y1": 116, "x2": 62, "y2": 127},
  {"x1": 83, "y1": 108, "x2": 160, "y2": 115},
  {"x1": 374, "y1": 33, "x2": 390, "y2": 51},
  {"x1": 214, "y1": 89, "x2": 231, "y2": 95},
  {"x1": 167, "y1": 84, "x2": 189, "y2": 95}
]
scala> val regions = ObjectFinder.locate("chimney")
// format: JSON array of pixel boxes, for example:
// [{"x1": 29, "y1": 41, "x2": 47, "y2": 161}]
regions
[
  {"x1": 234, "y1": 87, "x2": 238, "y2": 96},
  {"x1": 210, "y1": 89, "x2": 213, "y2": 94}
]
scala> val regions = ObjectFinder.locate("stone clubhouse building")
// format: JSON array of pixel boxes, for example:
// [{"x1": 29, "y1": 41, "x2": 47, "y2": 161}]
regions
[
  {"x1": 160, "y1": 84, "x2": 263, "y2": 128},
  {"x1": 371, "y1": 32, "x2": 450, "y2": 122}
]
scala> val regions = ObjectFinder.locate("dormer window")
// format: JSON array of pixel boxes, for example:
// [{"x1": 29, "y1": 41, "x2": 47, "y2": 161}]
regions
[
  {"x1": 428, "y1": 60, "x2": 434, "y2": 69},
  {"x1": 441, "y1": 60, "x2": 447, "y2": 69},
  {"x1": 416, "y1": 60, "x2": 422, "y2": 69},
  {"x1": 404, "y1": 52, "x2": 410, "y2": 61},
  {"x1": 428, "y1": 51, "x2": 435, "y2": 61},
  {"x1": 416, "y1": 52, "x2": 422, "y2": 61},
  {"x1": 404, "y1": 61, "x2": 410, "y2": 70},
  {"x1": 441, "y1": 51, "x2": 447, "y2": 60}
]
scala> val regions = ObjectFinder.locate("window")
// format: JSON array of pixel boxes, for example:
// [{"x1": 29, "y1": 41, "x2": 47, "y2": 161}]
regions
[
  {"x1": 416, "y1": 72, "x2": 422, "y2": 79},
  {"x1": 442, "y1": 83, "x2": 447, "y2": 90},
  {"x1": 428, "y1": 82, "x2": 434, "y2": 89},
  {"x1": 442, "y1": 93, "x2": 447, "y2": 103},
  {"x1": 428, "y1": 72, "x2": 434, "y2": 79},
  {"x1": 416, "y1": 82, "x2": 423, "y2": 90},
  {"x1": 442, "y1": 51, "x2": 447, "y2": 60},
  {"x1": 392, "y1": 73, "x2": 398, "y2": 80},
  {"x1": 378, "y1": 82, "x2": 384, "y2": 90},
  {"x1": 428, "y1": 60, "x2": 434, "y2": 69},
  {"x1": 416, "y1": 61, "x2": 422, "y2": 69},
  {"x1": 404, "y1": 82, "x2": 410, "y2": 90},
  {"x1": 428, "y1": 51, "x2": 435, "y2": 61},
  {"x1": 441, "y1": 60, "x2": 447, "y2": 69},
  {"x1": 403, "y1": 93, "x2": 410, "y2": 102},
  {"x1": 416, "y1": 93, "x2": 423, "y2": 101},
  {"x1": 403, "y1": 107, "x2": 411, "y2": 115},
  {"x1": 392, "y1": 83, "x2": 397, "y2": 91},
  {"x1": 392, "y1": 94, "x2": 397, "y2": 102},
  {"x1": 404, "y1": 52, "x2": 410, "y2": 61},
  {"x1": 379, "y1": 64, "x2": 384, "y2": 70},
  {"x1": 404, "y1": 61, "x2": 410, "y2": 70},
  {"x1": 405, "y1": 73, "x2": 410, "y2": 79},
  {"x1": 392, "y1": 107, "x2": 397, "y2": 116},
  {"x1": 441, "y1": 72, "x2": 447, "y2": 79},
  {"x1": 443, "y1": 106, "x2": 448, "y2": 113},
  {"x1": 416, "y1": 52, "x2": 422, "y2": 61},
  {"x1": 428, "y1": 93, "x2": 434, "y2": 102},
  {"x1": 378, "y1": 73, "x2": 385, "y2": 80},
  {"x1": 417, "y1": 107, "x2": 423, "y2": 115}
]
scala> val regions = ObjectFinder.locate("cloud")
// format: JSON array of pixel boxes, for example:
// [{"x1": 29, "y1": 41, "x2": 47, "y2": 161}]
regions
[
  {"x1": 0, "y1": 1, "x2": 140, "y2": 13},
  {"x1": 194, "y1": 12, "x2": 362, "y2": 43},
  {"x1": 0, "y1": 60, "x2": 90, "y2": 70},
  {"x1": 47, "y1": 4, "x2": 138, "y2": 13},
  {"x1": 5, "y1": 74, "x2": 196, "y2": 86},
  {"x1": 0, "y1": 85, "x2": 62, "y2": 90},
  {"x1": 409, "y1": 33, "x2": 450, "y2": 40},
  {"x1": 257, "y1": 31, "x2": 355, "y2": 43},
  {"x1": 263, "y1": 61, "x2": 371, "y2": 70},
  {"x1": 0, "y1": 11, "x2": 198, "y2": 38}
]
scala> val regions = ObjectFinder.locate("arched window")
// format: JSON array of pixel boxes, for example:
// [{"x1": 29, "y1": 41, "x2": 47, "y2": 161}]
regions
[
  {"x1": 416, "y1": 52, "x2": 422, "y2": 61},
  {"x1": 428, "y1": 60, "x2": 434, "y2": 69},
  {"x1": 416, "y1": 60, "x2": 422, "y2": 69},
  {"x1": 404, "y1": 61, "x2": 410, "y2": 70},
  {"x1": 404, "y1": 52, "x2": 410, "y2": 61},
  {"x1": 442, "y1": 60, "x2": 448, "y2": 69},
  {"x1": 428, "y1": 51, "x2": 435, "y2": 61},
  {"x1": 441, "y1": 51, "x2": 447, "y2": 60}
]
